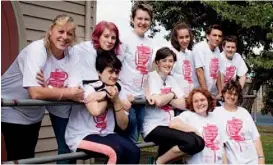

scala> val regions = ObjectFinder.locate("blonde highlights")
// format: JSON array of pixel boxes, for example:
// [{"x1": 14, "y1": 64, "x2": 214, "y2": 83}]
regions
[{"x1": 44, "y1": 14, "x2": 76, "y2": 53}]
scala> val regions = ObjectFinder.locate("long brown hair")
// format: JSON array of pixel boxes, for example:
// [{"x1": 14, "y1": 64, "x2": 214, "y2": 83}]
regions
[{"x1": 171, "y1": 22, "x2": 194, "y2": 51}]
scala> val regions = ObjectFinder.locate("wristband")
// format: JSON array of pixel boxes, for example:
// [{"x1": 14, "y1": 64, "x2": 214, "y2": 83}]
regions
[
  {"x1": 115, "y1": 107, "x2": 123, "y2": 112},
  {"x1": 171, "y1": 91, "x2": 177, "y2": 99},
  {"x1": 258, "y1": 156, "x2": 265, "y2": 159}
]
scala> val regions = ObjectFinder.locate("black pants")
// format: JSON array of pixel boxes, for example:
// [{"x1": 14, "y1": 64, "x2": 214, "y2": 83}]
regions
[
  {"x1": 1, "y1": 122, "x2": 41, "y2": 161},
  {"x1": 77, "y1": 134, "x2": 140, "y2": 164},
  {"x1": 144, "y1": 126, "x2": 205, "y2": 157}
]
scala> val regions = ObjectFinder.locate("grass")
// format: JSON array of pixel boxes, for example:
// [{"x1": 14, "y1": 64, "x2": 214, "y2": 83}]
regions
[
  {"x1": 139, "y1": 126, "x2": 273, "y2": 164},
  {"x1": 258, "y1": 126, "x2": 273, "y2": 164}
]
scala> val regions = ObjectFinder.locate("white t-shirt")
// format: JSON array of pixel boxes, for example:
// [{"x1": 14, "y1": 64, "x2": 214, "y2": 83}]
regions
[
  {"x1": 44, "y1": 48, "x2": 83, "y2": 118},
  {"x1": 192, "y1": 40, "x2": 220, "y2": 95},
  {"x1": 172, "y1": 48, "x2": 198, "y2": 96},
  {"x1": 1, "y1": 40, "x2": 82, "y2": 124},
  {"x1": 65, "y1": 83, "x2": 115, "y2": 152},
  {"x1": 1, "y1": 40, "x2": 47, "y2": 125},
  {"x1": 219, "y1": 52, "x2": 248, "y2": 85},
  {"x1": 176, "y1": 111, "x2": 225, "y2": 164},
  {"x1": 118, "y1": 30, "x2": 154, "y2": 99},
  {"x1": 212, "y1": 106, "x2": 260, "y2": 164},
  {"x1": 73, "y1": 41, "x2": 99, "y2": 80},
  {"x1": 142, "y1": 71, "x2": 184, "y2": 138}
]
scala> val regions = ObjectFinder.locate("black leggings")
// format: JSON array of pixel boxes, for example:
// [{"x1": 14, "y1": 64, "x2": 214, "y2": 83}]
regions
[
  {"x1": 144, "y1": 126, "x2": 205, "y2": 156},
  {"x1": 77, "y1": 134, "x2": 140, "y2": 164},
  {"x1": 1, "y1": 122, "x2": 41, "y2": 161}
]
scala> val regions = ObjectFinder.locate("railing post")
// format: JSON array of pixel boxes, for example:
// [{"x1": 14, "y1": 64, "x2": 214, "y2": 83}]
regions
[{"x1": 252, "y1": 90, "x2": 257, "y2": 123}]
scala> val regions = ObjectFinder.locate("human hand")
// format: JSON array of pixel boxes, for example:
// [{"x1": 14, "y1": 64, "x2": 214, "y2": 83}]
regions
[
  {"x1": 106, "y1": 86, "x2": 119, "y2": 102},
  {"x1": 121, "y1": 99, "x2": 132, "y2": 111},
  {"x1": 36, "y1": 70, "x2": 46, "y2": 87},
  {"x1": 69, "y1": 85, "x2": 84, "y2": 102}
]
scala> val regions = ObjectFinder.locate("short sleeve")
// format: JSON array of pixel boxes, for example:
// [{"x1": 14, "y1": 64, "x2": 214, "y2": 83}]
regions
[
  {"x1": 117, "y1": 43, "x2": 127, "y2": 63},
  {"x1": 175, "y1": 111, "x2": 191, "y2": 124},
  {"x1": 235, "y1": 54, "x2": 248, "y2": 77},
  {"x1": 243, "y1": 108, "x2": 260, "y2": 140},
  {"x1": 22, "y1": 41, "x2": 47, "y2": 88},
  {"x1": 75, "y1": 42, "x2": 98, "y2": 80},
  {"x1": 219, "y1": 53, "x2": 226, "y2": 74},
  {"x1": 67, "y1": 50, "x2": 83, "y2": 88},
  {"x1": 83, "y1": 84, "x2": 96, "y2": 100}
]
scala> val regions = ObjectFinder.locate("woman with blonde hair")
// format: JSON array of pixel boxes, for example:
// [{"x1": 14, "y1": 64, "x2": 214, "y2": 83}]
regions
[{"x1": 1, "y1": 14, "x2": 83, "y2": 162}]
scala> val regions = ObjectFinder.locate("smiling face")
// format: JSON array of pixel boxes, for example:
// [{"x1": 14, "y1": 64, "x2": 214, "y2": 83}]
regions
[
  {"x1": 98, "y1": 67, "x2": 120, "y2": 86},
  {"x1": 206, "y1": 29, "x2": 223, "y2": 50},
  {"x1": 223, "y1": 41, "x2": 237, "y2": 60},
  {"x1": 131, "y1": 9, "x2": 151, "y2": 37},
  {"x1": 223, "y1": 89, "x2": 238, "y2": 106},
  {"x1": 49, "y1": 23, "x2": 75, "y2": 54},
  {"x1": 156, "y1": 55, "x2": 175, "y2": 75},
  {"x1": 99, "y1": 28, "x2": 117, "y2": 51},
  {"x1": 192, "y1": 92, "x2": 209, "y2": 116},
  {"x1": 176, "y1": 28, "x2": 191, "y2": 51}
]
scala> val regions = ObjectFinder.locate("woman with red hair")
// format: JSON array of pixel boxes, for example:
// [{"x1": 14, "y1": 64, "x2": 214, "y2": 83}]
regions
[
  {"x1": 73, "y1": 21, "x2": 122, "y2": 80},
  {"x1": 169, "y1": 88, "x2": 227, "y2": 164}
]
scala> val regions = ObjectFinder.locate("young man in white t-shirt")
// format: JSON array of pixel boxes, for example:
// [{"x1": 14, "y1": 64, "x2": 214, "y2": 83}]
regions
[
  {"x1": 192, "y1": 24, "x2": 223, "y2": 98},
  {"x1": 220, "y1": 35, "x2": 248, "y2": 88},
  {"x1": 117, "y1": 3, "x2": 154, "y2": 143}
]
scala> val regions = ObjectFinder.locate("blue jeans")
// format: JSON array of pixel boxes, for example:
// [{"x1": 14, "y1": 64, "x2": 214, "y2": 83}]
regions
[
  {"x1": 118, "y1": 104, "x2": 145, "y2": 143},
  {"x1": 49, "y1": 114, "x2": 75, "y2": 164}
]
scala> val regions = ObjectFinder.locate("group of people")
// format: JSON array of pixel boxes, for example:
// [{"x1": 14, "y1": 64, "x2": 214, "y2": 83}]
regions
[{"x1": 1, "y1": 2, "x2": 264, "y2": 165}]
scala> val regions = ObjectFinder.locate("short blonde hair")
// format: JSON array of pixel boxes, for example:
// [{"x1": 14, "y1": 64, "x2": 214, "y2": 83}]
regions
[{"x1": 44, "y1": 14, "x2": 76, "y2": 54}]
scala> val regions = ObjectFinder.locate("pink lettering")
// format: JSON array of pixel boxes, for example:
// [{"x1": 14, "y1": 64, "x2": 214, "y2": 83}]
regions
[
  {"x1": 182, "y1": 60, "x2": 193, "y2": 83},
  {"x1": 46, "y1": 69, "x2": 68, "y2": 88},
  {"x1": 93, "y1": 110, "x2": 108, "y2": 132},
  {"x1": 135, "y1": 45, "x2": 151, "y2": 74},
  {"x1": 209, "y1": 58, "x2": 219, "y2": 80},
  {"x1": 203, "y1": 124, "x2": 219, "y2": 163},
  {"x1": 224, "y1": 66, "x2": 236, "y2": 83},
  {"x1": 226, "y1": 117, "x2": 245, "y2": 152},
  {"x1": 160, "y1": 87, "x2": 172, "y2": 112}
]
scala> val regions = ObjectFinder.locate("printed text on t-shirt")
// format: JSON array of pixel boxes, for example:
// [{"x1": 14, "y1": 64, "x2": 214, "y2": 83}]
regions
[
  {"x1": 46, "y1": 69, "x2": 68, "y2": 88},
  {"x1": 209, "y1": 58, "x2": 219, "y2": 80}
]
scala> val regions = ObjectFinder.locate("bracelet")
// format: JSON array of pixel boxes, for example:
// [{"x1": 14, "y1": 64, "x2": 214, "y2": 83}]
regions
[
  {"x1": 114, "y1": 107, "x2": 123, "y2": 112},
  {"x1": 258, "y1": 156, "x2": 265, "y2": 159},
  {"x1": 171, "y1": 91, "x2": 177, "y2": 99}
]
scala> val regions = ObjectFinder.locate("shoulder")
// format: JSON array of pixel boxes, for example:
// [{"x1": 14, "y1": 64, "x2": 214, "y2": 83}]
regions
[
  {"x1": 18, "y1": 39, "x2": 47, "y2": 59},
  {"x1": 168, "y1": 75, "x2": 178, "y2": 84},
  {"x1": 212, "y1": 106, "x2": 225, "y2": 115},
  {"x1": 219, "y1": 51, "x2": 225, "y2": 59},
  {"x1": 148, "y1": 70, "x2": 157, "y2": 77},
  {"x1": 193, "y1": 40, "x2": 206, "y2": 50},
  {"x1": 73, "y1": 41, "x2": 95, "y2": 53},
  {"x1": 233, "y1": 53, "x2": 244, "y2": 61},
  {"x1": 178, "y1": 110, "x2": 194, "y2": 118},
  {"x1": 25, "y1": 39, "x2": 46, "y2": 52},
  {"x1": 237, "y1": 106, "x2": 250, "y2": 114}
]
